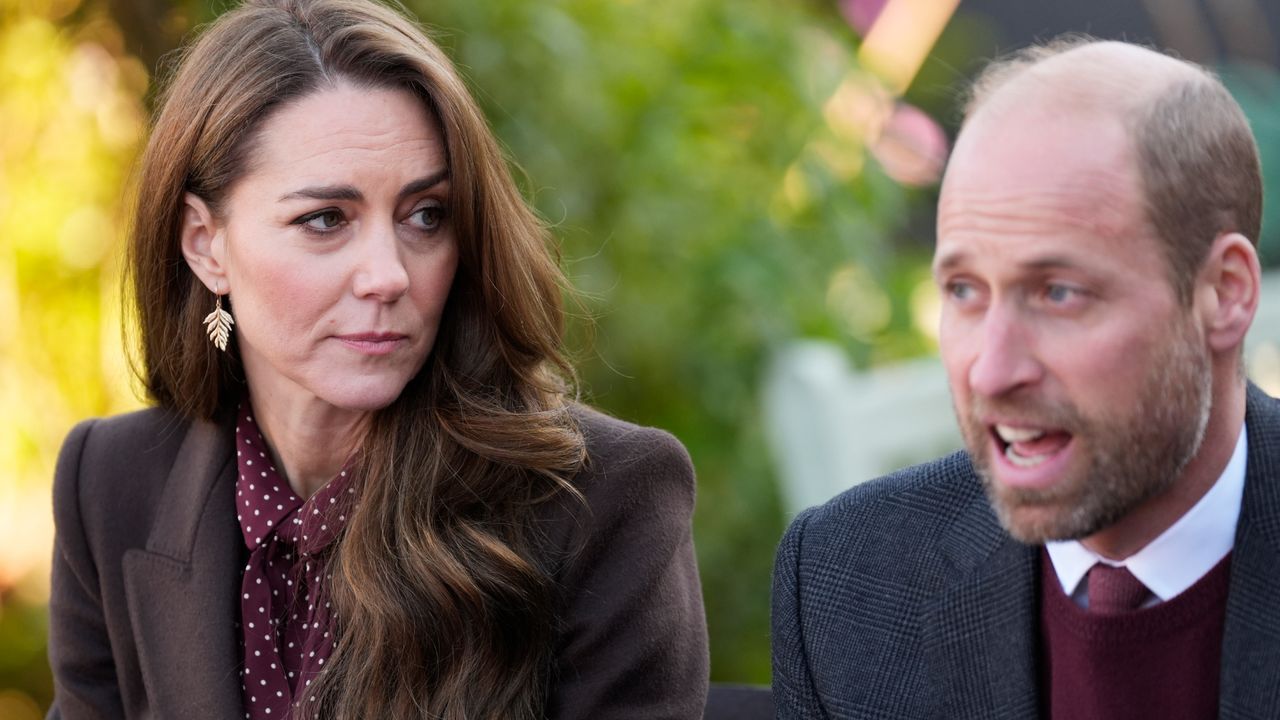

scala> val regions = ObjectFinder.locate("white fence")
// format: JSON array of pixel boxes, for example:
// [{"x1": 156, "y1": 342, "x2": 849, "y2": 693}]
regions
[{"x1": 764, "y1": 272, "x2": 1280, "y2": 515}]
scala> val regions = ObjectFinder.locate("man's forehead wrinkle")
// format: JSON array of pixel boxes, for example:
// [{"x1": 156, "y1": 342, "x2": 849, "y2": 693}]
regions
[{"x1": 940, "y1": 174, "x2": 1141, "y2": 238}]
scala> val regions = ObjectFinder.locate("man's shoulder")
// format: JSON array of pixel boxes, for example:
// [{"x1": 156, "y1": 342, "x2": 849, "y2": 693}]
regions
[
  {"x1": 1247, "y1": 383, "x2": 1280, "y2": 442},
  {"x1": 794, "y1": 450, "x2": 983, "y2": 540},
  {"x1": 778, "y1": 450, "x2": 993, "y2": 592},
  {"x1": 772, "y1": 450, "x2": 1000, "y2": 708}
]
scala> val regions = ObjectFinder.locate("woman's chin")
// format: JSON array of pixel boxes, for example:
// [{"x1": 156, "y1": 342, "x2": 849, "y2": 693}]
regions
[{"x1": 316, "y1": 380, "x2": 413, "y2": 413}]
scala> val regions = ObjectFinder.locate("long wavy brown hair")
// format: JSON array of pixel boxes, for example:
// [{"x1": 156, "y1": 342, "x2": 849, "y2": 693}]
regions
[{"x1": 126, "y1": 0, "x2": 586, "y2": 716}]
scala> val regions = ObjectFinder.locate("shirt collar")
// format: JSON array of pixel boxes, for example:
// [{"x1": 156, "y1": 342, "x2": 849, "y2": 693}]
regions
[
  {"x1": 234, "y1": 403, "x2": 357, "y2": 553},
  {"x1": 1045, "y1": 420, "x2": 1247, "y2": 602},
  {"x1": 235, "y1": 404, "x2": 302, "y2": 549}
]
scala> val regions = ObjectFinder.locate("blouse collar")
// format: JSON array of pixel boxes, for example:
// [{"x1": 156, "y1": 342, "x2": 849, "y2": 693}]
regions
[{"x1": 233, "y1": 403, "x2": 357, "y2": 555}]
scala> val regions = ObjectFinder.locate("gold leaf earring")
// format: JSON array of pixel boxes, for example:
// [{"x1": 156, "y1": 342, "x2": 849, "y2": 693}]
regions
[{"x1": 203, "y1": 285, "x2": 235, "y2": 351}]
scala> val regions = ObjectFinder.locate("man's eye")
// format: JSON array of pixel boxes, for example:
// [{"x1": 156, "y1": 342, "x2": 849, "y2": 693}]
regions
[
  {"x1": 295, "y1": 209, "x2": 345, "y2": 232},
  {"x1": 946, "y1": 281, "x2": 975, "y2": 301},
  {"x1": 1045, "y1": 284, "x2": 1079, "y2": 304}
]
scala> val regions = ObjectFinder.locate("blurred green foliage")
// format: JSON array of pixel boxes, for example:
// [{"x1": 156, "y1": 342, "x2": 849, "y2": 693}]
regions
[
  {"x1": 2, "y1": 0, "x2": 942, "y2": 710},
  {"x1": 415, "y1": 0, "x2": 935, "y2": 682},
  {"x1": 1221, "y1": 62, "x2": 1280, "y2": 267},
  {"x1": 1, "y1": 0, "x2": 149, "y2": 714}
]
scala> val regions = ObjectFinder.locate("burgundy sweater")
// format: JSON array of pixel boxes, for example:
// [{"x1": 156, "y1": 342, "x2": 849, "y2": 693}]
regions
[{"x1": 1039, "y1": 550, "x2": 1232, "y2": 720}]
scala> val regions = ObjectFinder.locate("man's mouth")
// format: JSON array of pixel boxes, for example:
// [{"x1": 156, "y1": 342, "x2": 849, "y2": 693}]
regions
[{"x1": 992, "y1": 424, "x2": 1073, "y2": 468}]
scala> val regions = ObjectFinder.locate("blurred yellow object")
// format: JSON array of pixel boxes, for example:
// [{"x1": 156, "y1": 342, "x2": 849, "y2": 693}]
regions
[
  {"x1": 822, "y1": 70, "x2": 891, "y2": 145},
  {"x1": 857, "y1": 0, "x2": 960, "y2": 95},
  {"x1": 0, "y1": 689, "x2": 42, "y2": 720},
  {"x1": 910, "y1": 277, "x2": 941, "y2": 346},
  {"x1": 0, "y1": 1, "x2": 146, "y2": 599},
  {"x1": 827, "y1": 263, "x2": 891, "y2": 340}
]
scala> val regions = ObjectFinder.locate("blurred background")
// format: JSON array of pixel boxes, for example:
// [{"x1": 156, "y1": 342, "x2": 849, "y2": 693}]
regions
[{"x1": 3, "y1": 0, "x2": 1280, "y2": 715}]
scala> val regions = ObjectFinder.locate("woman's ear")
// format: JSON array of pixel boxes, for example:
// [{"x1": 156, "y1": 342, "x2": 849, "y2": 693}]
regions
[
  {"x1": 180, "y1": 192, "x2": 230, "y2": 292},
  {"x1": 1197, "y1": 231, "x2": 1261, "y2": 355}
]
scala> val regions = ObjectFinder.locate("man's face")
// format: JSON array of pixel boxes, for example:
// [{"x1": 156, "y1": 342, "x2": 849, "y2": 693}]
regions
[{"x1": 933, "y1": 102, "x2": 1212, "y2": 544}]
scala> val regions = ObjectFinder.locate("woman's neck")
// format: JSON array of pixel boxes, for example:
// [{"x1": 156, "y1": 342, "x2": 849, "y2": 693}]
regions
[{"x1": 247, "y1": 392, "x2": 367, "y2": 500}]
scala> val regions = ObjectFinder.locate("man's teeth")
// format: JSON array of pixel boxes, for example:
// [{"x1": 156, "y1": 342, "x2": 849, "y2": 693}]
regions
[
  {"x1": 1004, "y1": 445, "x2": 1049, "y2": 467},
  {"x1": 995, "y1": 425, "x2": 1052, "y2": 467},
  {"x1": 995, "y1": 425, "x2": 1045, "y2": 443}
]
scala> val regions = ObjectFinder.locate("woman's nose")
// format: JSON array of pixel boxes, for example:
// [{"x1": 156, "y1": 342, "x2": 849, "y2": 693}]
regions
[{"x1": 351, "y1": 225, "x2": 410, "y2": 302}]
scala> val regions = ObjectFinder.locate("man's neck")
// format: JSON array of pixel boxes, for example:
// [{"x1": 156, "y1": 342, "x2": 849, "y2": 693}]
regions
[{"x1": 1082, "y1": 381, "x2": 1247, "y2": 561}]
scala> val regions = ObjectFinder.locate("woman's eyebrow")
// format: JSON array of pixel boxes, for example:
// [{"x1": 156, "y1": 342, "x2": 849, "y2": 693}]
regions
[
  {"x1": 277, "y1": 169, "x2": 449, "y2": 203},
  {"x1": 278, "y1": 185, "x2": 362, "y2": 202},
  {"x1": 398, "y1": 169, "x2": 449, "y2": 198}
]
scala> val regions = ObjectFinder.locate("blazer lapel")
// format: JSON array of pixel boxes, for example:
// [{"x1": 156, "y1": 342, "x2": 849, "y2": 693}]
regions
[
  {"x1": 1220, "y1": 385, "x2": 1280, "y2": 719},
  {"x1": 922, "y1": 491, "x2": 1040, "y2": 720},
  {"x1": 122, "y1": 417, "x2": 244, "y2": 720}
]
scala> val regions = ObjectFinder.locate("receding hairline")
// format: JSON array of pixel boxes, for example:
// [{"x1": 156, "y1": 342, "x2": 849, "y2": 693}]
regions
[
  {"x1": 951, "y1": 36, "x2": 1263, "y2": 307},
  {"x1": 964, "y1": 39, "x2": 1209, "y2": 130}
]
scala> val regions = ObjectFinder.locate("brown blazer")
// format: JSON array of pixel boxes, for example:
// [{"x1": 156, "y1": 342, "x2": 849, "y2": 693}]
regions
[{"x1": 48, "y1": 404, "x2": 709, "y2": 719}]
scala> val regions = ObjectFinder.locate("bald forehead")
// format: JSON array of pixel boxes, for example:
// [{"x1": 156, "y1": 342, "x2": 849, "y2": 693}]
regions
[
  {"x1": 940, "y1": 44, "x2": 1174, "y2": 254},
  {"x1": 973, "y1": 41, "x2": 1201, "y2": 124},
  {"x1": 949, "y1": 41, "x2": 1206, "y2": 197}
]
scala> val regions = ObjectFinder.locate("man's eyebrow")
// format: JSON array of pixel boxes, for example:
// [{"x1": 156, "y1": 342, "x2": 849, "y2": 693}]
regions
[
  {"x1": 932, "y1": 249, "x2": 968, "y2": 275},
  {"x1": 277, "y1": 169, "x2": 450, "y2": 203},
  {"x1": 1018, "y1": 255, "x2": 1085, "y2": 272},
  {"x1": 932, "y1": 251, "x2": 1090, "y2": 276}
]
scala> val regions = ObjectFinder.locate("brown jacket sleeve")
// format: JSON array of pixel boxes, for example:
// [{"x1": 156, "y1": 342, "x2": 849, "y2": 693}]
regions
[
  {"x1": 47, "y1": 419, "x2": 127, "y2": 720},
  {"x1": 545, "y1": 410, "x2": 710, "y2": 720}
]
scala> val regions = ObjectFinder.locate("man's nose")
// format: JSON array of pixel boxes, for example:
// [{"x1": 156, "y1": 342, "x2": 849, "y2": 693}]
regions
[{"x1": 967, "y1": 303, "x2": 1043, "y2": 398}]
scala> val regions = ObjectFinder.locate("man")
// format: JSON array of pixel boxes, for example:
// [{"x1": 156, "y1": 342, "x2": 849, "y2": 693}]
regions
[{"x1": 772, "y1": 38, "x2": 1275, "y2": 719}]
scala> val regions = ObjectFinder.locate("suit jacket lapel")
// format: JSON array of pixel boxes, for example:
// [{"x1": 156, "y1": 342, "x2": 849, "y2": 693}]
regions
[
  {"x1": 1220, "y1": 385, "x2": 1280, "y2": 719},
  {"x1": 914, "y1": 386, "x2": 1280, "y2": 719},
  {"x1": 122, "y1": 417, "x2": 243, "y2": 720},
  {"x1": 923, "y1": 490, "x2": 1040, "y2": 720}
]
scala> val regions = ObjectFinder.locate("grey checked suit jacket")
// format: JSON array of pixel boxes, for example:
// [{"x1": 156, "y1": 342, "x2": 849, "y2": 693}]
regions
[{"x1": 772, "y1": 384, "x2": 1280, "y2": 719}]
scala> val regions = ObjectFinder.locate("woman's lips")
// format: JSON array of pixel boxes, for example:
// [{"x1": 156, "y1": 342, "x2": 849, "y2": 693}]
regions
[{"x1": 334, "y1": 333, "x2": 408, "y2": 355}]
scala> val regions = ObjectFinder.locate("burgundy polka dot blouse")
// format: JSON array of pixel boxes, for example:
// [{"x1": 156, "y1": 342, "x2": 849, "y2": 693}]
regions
[{"x1": 234, "y1": 405, "x2": 355, "y2": 719}]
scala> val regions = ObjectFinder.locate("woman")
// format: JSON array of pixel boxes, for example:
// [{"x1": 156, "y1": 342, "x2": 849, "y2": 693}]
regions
[{"x1": 46, "y1": 0, "x2": 708, "y2": 717}]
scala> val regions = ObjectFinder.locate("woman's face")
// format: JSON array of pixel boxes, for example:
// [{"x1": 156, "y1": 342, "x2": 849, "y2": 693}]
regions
[{"x1": 188, "y1": 82, "x2": 458, "y2": 414}]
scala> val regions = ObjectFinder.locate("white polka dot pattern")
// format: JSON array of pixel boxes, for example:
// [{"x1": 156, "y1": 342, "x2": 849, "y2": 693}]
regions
[{"x1": 235, "y1": 404, "x2": 354, "y2": 719}]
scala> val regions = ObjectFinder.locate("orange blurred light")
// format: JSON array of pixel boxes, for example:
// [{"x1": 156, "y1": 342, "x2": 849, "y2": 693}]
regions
[
  {"x1": 0, "y1": 689, "x2": 42, "y2": 720},
  {"x1": 857, "y1": 0, "x2": 960, "y2": 95}
]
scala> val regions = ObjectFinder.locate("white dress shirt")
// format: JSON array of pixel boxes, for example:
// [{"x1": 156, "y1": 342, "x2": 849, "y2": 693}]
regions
[{"x1": 1045, "y1": 422, "x2": 1248, "y2": 608}]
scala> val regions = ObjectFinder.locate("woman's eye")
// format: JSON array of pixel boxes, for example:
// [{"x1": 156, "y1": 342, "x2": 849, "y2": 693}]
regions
[
  {"x1": 409, "y1": 202, "x2": 445, "y2": 232},
  {"x1": 295, "y1": 209, "x2": 345, "y2": 232}
]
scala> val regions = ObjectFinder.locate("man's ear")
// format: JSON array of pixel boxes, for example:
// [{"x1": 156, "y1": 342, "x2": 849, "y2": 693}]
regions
[
  {"x1": 180, "y1": 192, "x2": 229, "y2": 292},
  {"x1": 1196, "y1": 231, "x2": 1261, "y2": 355}
]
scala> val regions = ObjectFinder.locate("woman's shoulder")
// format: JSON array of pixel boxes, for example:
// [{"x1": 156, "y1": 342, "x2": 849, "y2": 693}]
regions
[
  {"x1": 65, "y1": 405, "x2": 192, "y2": 445},
  {"x1": 543, "y1": 406, "x2": 709, "y2": 714},
  {"x1": 537, "y1": 399, "x2": 701, "y2": 573},
  {"x1": 53, "y1": 407, "x2": 198, "y2": 544},
  {"x1": 568, "y1": 403, "x2": 693, "y2": 480},
  {"x1": 547, "y1": 404, "x2": 697, "y2": 543},
  {"x1": 58, "y1": 407, "x2": 193, "y2": 485}
]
